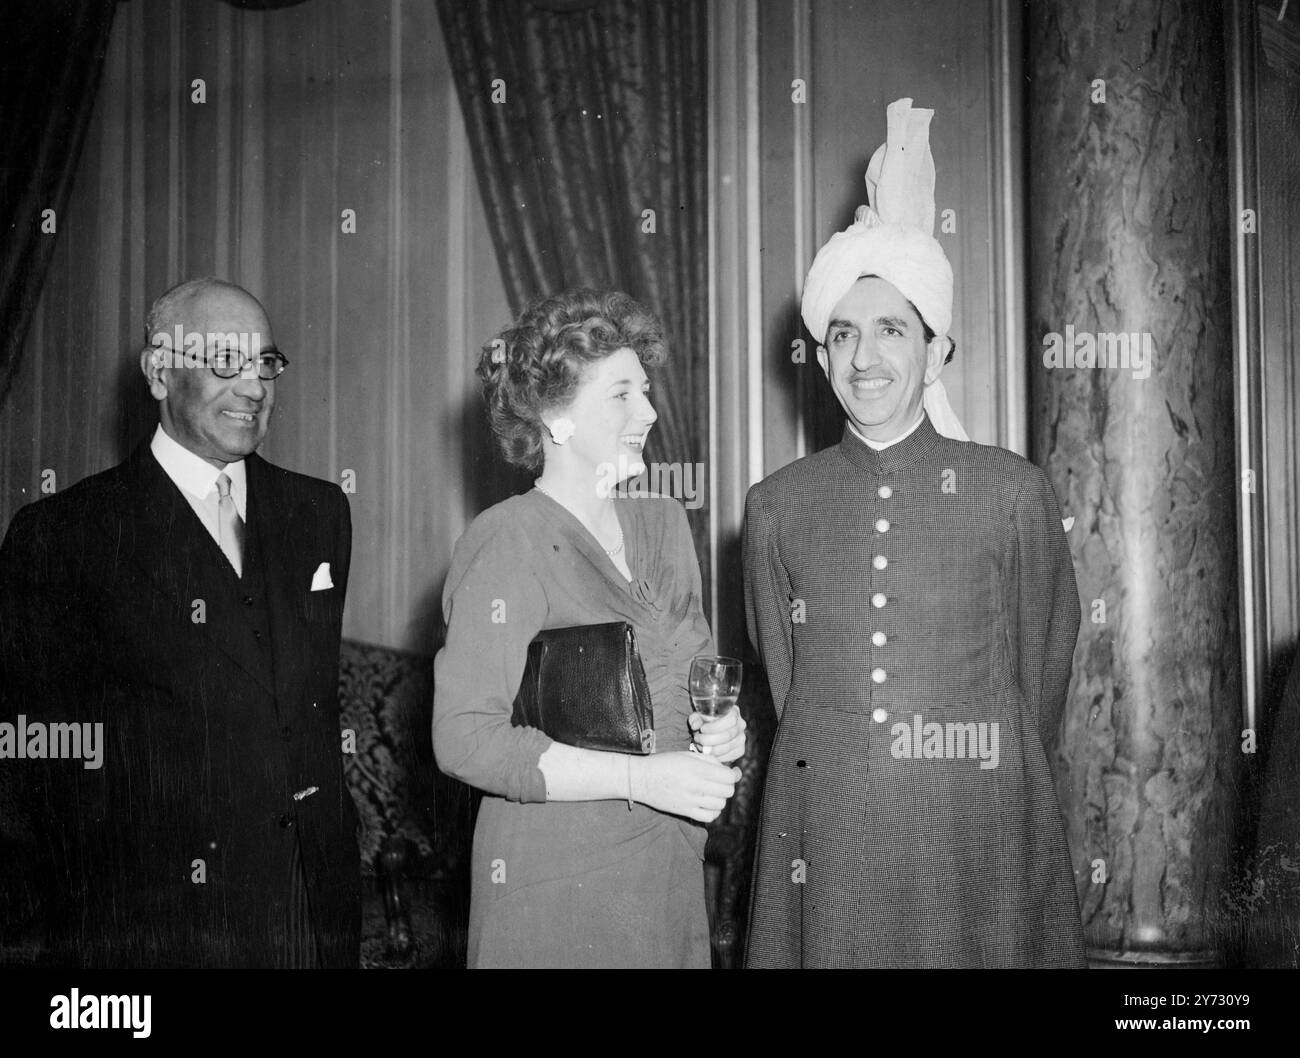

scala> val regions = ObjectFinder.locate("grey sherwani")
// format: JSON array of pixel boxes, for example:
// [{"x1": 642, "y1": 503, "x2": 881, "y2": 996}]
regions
[{"x1": 743, "y1": 415, "x2": 1085, "y2": 967}]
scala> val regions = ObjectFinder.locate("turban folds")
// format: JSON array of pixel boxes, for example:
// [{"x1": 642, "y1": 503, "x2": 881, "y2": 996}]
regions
[{"x1": 800, "y1": 98, "x2": 967, "y2": 441}]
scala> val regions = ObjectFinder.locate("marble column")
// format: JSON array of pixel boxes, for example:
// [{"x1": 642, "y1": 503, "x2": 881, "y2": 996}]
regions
[{"x1": 1026, "y1": 0, "x2": 1242, "y2": 965}]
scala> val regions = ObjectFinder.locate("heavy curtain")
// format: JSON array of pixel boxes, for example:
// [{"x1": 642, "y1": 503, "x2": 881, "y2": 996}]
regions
[
  {"x1": 0, "y1": 0, "x2": 117, "y2": 406},
  {"x1": 436, "y1": 0, "x2": 712, "y2": 599}
]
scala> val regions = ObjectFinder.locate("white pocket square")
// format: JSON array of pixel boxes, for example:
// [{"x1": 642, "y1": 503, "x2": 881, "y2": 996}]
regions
[{"x1": 310, "y1": 562, "x2": 334, "y2": 591}]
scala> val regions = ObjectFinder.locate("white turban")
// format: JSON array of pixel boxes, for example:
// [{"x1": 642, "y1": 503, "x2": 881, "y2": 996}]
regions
[{"x1": 800, "y1": 97, "x2": 967, "y2": 441}]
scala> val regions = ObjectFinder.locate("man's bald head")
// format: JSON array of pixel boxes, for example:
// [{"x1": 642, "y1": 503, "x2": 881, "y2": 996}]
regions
[{"x1": 144, "y1": 277, "x2": 268, "y2": 348}]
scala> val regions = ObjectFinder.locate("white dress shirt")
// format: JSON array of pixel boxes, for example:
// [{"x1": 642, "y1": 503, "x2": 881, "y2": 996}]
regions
[
  {"x1": 149, "y1": 425, "x2": 248, "y2": 546},
  {"x1": 846, "y1": 408, "x2": 926, "y2": 451}
]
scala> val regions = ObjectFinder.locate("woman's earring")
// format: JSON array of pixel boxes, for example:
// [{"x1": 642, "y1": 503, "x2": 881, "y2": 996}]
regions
[{"x1": 547, "y1": 417, "x2": 576, "y2": 445}]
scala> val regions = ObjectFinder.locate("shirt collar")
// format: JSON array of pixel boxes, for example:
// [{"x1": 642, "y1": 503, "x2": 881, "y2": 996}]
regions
[
  {"x1": 845, "y1": 408, "x2": 926, "y2": 450},
  {"x1": 150, "y1": 424, "x2": 247, "y2": 516}
]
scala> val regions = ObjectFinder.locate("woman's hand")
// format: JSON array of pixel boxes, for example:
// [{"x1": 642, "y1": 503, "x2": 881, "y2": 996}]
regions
[
  {"x1": 688, "y1": 708, "x2": 747, "y2": 763},
  {"x1": 630, "y1": 752, "x2": 741, "y2": 824}
]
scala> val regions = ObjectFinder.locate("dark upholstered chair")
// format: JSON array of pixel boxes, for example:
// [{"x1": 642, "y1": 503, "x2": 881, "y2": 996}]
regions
[{"x1": 339, "y1": 638, "x2": 475, "y2": 960}]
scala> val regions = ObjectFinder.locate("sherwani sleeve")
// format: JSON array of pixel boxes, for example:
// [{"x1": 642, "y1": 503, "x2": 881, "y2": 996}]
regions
[
  {"x1": 743, "y1": 484, "x2": 795, "y2": 720},
  {"x1": 432, "y1": 514, "x2": 553, "y2": 803},
  {"x1": 1013, "y1": 468, "x2": 1081, "y2": 749}
]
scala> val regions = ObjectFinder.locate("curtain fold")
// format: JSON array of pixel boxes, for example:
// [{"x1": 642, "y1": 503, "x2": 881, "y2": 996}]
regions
[
  {"x1": 0, "y1": 0, "x2": 117, "y2": 406},
  {"x1": 436, "y1": 0, "x2": 711, "y2": 603}
]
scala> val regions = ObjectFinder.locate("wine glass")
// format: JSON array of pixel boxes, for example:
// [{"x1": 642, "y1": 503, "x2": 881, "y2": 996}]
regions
[{"x1": 688, "y1": 655, "x2": 743, "y2": 720}]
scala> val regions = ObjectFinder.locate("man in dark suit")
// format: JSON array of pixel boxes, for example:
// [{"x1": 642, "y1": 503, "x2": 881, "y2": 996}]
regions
[
  {"x1": 0, "y1": 277, "x2": 359, "y2": 967},
  {"x1": 744, "y1": 100, "x2": 1084, "y2": 967}
]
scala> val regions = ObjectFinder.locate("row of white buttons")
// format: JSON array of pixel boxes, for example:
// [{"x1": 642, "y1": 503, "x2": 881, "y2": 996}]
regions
[{"x1": 872, "y1": 485, "x2": 894, "y2": 722}]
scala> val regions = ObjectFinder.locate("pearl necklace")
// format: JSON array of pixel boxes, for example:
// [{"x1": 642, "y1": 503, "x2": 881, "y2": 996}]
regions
[{"x1": 534, "y1": 482, "x2": 625, "y2": 557}]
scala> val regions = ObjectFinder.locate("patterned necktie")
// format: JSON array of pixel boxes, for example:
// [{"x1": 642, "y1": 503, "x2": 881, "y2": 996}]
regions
[{"x1": 215, "y1": 472, "x2": 244, "y2": 577}]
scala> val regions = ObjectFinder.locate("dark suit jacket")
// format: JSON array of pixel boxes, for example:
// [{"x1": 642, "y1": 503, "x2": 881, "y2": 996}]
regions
[{"x1": 0, "y1": 441, "x2": 359, "y2": 967}]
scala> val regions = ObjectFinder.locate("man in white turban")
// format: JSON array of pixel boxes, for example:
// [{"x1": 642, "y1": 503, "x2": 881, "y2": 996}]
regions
[{"x1": 743, "y1": 98, "x2": 1085, "y2": 967}]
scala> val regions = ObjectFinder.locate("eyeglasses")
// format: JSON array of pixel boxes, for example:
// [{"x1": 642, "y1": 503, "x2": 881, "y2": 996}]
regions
[{"x1": 207, "y1": 348, "x2": 290, "y2": 380}]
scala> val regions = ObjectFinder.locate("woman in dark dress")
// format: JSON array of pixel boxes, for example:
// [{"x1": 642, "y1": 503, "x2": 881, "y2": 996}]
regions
[{"x1": 433, "y1": 289, "x2": 745, "y2": 968}]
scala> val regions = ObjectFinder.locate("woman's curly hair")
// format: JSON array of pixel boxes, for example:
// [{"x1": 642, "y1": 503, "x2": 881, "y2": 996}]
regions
[{"x1": 476, "y1": 288, "x2": 667, "y2": 472}]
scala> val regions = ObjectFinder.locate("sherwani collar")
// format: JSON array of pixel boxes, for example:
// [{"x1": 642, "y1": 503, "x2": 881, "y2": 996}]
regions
[{"x1": 838, "y1": 412, "x2": 945, "y2": 476}]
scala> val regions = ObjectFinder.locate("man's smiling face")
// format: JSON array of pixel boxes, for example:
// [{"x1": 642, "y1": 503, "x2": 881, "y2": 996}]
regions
[
  {"x1": 147, "y1": 285, "x2": 277, "y2": 468},
  {"x1": 817, "y1": 276, "x2": 944, "y2": 443}
]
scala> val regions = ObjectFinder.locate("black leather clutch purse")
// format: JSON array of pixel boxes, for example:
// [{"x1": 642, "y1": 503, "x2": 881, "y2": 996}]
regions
[{"x1": 511, "y1": 621, "x2": 655, "y2": 754}]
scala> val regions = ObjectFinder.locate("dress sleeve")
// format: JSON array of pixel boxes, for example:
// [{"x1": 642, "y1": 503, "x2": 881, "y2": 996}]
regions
[
  {"x1": 1013, "y1": 468, "x2": 1082, "y2": 749},
  {"x1": 432, "y1": 511, "x2": 553, "y2": 803},
  {"x1": 743, "y1": 484, "x2": 795, "y2": 719}
]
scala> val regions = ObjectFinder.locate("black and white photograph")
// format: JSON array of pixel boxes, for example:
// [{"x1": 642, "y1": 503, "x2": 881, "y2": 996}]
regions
[{"x1": 0, "y1": 0, "x2": 1296, "y2": 1040}]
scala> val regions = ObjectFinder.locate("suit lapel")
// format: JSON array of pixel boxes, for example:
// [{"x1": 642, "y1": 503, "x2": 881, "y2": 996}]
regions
[{"x1": 103, "y1": 443, "x2": 276, "y2": 695}]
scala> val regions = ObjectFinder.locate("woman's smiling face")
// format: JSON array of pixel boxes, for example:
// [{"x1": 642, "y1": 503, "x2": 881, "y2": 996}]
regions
[{"x1": 547, "y1": 347, "x2": 658, "y2": 486}]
